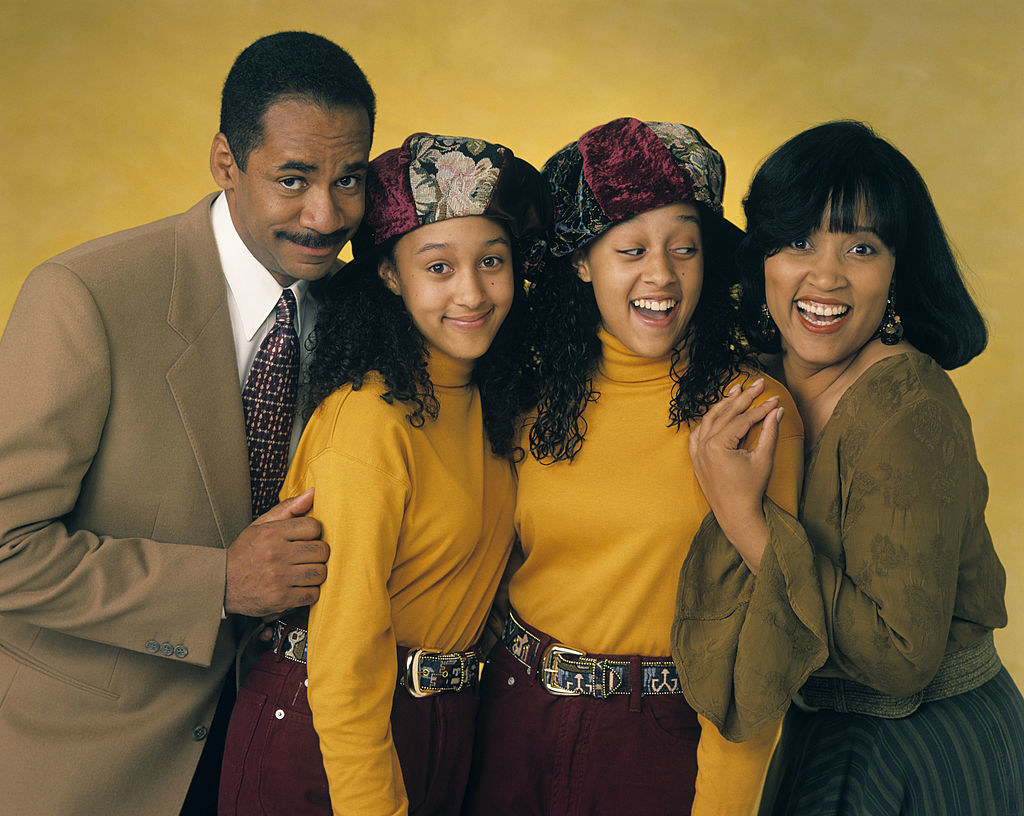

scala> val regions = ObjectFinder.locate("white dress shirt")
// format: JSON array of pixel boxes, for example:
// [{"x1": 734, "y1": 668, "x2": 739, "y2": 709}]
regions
[{"x1": 210, "y1": 193, "x2": 316, "y2": 460}]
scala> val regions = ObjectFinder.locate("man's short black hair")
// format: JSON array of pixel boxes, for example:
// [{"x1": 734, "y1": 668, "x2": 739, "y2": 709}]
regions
[{"x1": 220, "y1": 31, "x2": 376, "y2": 170}]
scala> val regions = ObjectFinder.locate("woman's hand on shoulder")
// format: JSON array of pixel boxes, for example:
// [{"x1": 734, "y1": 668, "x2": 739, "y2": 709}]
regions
[{"x1": 688, "y1": 378, "x2": 784, "y2": 572}]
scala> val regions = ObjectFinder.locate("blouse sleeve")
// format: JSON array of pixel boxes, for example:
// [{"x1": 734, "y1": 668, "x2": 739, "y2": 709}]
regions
[
  {"x1": 673, "y1": 389, "x2": 985, "y2": 740},
  {"x1": 300, "y1": 436, "x2": 412, "y2": 815},
  {"x1": 672, "y1": 383, "x2": 826, "y2": 742}
]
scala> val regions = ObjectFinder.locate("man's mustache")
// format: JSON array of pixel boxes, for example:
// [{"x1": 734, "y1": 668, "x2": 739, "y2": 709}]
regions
[{"x1": 276, "y1": 228, "x2": 350, "y2": 249}]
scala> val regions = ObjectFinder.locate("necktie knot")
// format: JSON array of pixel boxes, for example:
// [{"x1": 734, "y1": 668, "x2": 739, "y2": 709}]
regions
[{"x1": 275, "y1": 288, "x2": 297, "y2": 329}]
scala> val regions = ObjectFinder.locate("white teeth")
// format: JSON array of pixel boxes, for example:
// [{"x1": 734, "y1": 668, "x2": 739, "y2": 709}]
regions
[
  {"x1": 797, "y1": 300, "x2": 849, "y2": 317},
  {"x1": 631, "y1": 298, "x2": 677, "y2": 312}
]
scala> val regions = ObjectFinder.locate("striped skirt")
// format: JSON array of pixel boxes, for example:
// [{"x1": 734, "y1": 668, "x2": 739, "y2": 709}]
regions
[{"x1": 761, "y1": 668, "x2": 1024, "y2": 815}]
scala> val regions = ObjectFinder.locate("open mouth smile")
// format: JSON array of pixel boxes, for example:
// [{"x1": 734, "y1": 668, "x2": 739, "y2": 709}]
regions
[
  {"x1": 631, "y1": 297, "x2": 677, "y2": 321},
  {"x1": 796, "y1": 299, "x2": 850, "y2": 331}
]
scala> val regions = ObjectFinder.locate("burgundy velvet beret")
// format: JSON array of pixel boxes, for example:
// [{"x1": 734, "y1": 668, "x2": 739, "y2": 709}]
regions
[
  {"x1": 350, "y1": 133, "x2": 550, "y2": 263},
  {"x1": 543, "y1": 117, "x2": 735, "y2": 258}
]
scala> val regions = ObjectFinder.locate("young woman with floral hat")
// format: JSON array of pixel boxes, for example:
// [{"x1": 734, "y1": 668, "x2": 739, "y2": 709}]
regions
[
  {"x1": 462, "y1": 117, "x2": 804, "y2": 815},
  {"x1": 217, "y1": 133, "x2": 549, "y2": 816}
]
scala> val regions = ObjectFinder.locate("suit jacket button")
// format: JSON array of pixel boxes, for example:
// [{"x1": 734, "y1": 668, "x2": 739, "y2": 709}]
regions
[
  {"x1": 174, "y1": 645, "x2": 188, "y2": 659},
  {"x1": 145, "y1": 640, "x2": 160, "y2": 653},
  {"x1": 160, "y1": 642, "x2": 174, "y2": 656},
  {"x1": 192, "y1": 725, "x2": 208, "y2": 741}
]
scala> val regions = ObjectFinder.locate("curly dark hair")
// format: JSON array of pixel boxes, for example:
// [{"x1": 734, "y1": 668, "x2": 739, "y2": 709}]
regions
[
  {"x1": 738, "y1": 120, "x2": 986, "y2": 369},
  {"x1": 527, "y1": 205, "x2": 754, "y2": 463},
  {"x1": 305, "y1": 237, "x2": 530, "y2": 459}
]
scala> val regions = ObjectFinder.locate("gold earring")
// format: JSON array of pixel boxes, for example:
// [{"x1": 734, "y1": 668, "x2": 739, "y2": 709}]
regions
[
  {"x1": 878, "y1": 284, "x2": 903, "y2": 345},
  {"x1": 759, "y1": 302, "x2": 778, "y2": 340}
]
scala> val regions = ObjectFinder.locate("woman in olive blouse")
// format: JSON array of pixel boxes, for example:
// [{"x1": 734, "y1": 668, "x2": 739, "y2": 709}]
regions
[{"x1": 674, "y1": 121, "x2": 1024, "y2": 814}]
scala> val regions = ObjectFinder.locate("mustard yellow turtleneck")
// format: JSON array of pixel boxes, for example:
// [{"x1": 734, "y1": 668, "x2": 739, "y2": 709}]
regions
[
  {"x1": 282, "y1": 348, "x2": 516, "y2": 816},
  {"x1": 512, "y1": 328, "x2": 804, "y2": 816}
]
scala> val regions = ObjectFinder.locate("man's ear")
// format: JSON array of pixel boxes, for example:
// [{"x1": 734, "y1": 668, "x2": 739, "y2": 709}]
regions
[
  {"x1": 378, "y1": 258, "x2": 402, "y2": 295},
  {"x1": 572, "y1": 249, "x2": 592, "y2": 283},
  {"x1": 210, "y1": 133, "x2": 239, "y2": 192}
]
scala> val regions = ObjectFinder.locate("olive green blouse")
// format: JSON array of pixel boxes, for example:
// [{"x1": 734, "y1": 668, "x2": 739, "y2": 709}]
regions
[{"x1": 671, "y1": 349, "x2": 1008, "y2": 741}]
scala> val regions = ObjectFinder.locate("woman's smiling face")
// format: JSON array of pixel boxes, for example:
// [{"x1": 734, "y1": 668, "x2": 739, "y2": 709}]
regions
[
  {"x1": 574, "y1": 202, "x2": 704, "y2": 358},
  {"x1": 380, "y1": 215, "x2": 514, "y2": 362},
  {"x1": 764, "y1": 219, "x2": 895, "y2": 373}
]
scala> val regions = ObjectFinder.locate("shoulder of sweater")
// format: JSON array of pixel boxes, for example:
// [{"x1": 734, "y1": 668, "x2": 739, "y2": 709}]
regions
[
  {"x1": 303, "y1": 379, "x2": 413, "y2": 452},
  {"x1": 731, "y1": 367, "x2": 804, "y2": 441}
]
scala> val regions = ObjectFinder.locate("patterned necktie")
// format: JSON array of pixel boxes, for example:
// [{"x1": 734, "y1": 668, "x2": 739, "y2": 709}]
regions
[{"x1": 243, "y1": 289, "x2": 299, "y2": 518}]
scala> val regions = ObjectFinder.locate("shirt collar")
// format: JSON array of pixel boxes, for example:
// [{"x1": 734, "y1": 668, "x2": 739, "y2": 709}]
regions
[{"x1": 211, "y1": 192, "x2": 309, "y2": 341}]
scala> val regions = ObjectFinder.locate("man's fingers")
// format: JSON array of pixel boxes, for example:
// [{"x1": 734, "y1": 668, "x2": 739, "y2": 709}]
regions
[
  {"x1": 252, "y1": 487, "x2": 314, "y2": 524},
  {"x1": 251, "y1": 515, "x2": 323, "y2": 544},
  {"x1": 280, "y1": 538, "x2": 329, "y2": 566},
  {"x1": 288, "y1": 562, "x2": 328, "y2": 588}
]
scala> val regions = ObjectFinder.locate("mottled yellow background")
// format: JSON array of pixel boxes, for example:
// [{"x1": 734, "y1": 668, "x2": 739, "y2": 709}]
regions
[{"x1": 1, "y1": 1, "x2": 1021, "y2": 679}]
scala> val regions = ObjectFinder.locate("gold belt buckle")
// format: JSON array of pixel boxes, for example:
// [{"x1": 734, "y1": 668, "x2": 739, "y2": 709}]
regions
[
  {"x1": 405, "y1": 648, "x2": 443, "y2": 698},
  {"x1": 541, "y1": 643, "x2": 586, "y2": 696}
]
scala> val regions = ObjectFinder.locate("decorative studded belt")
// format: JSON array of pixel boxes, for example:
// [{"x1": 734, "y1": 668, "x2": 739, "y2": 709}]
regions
[
  {"x1": 502, "y1": 612, "x2": 683, "y2": 698},
  {"x1": 271, "y1": 618, "x2": 310, "y2": 663},
  {"x1": 271, "y1": 619, "x2": 480, "y2": 698},
  {"x1": 398, "y1": 646, "x2": 482, "y2": 698}
]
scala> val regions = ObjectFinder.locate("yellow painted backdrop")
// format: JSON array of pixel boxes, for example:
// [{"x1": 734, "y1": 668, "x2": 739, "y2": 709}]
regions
[{"x1": 2, "y1": 0, "x2": 1021, "y2": 679}]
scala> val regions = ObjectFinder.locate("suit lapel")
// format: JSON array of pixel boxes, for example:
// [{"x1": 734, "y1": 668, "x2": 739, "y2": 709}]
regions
[{"x1": 166, "y1": 195, "x2": 252, "y2": 547}]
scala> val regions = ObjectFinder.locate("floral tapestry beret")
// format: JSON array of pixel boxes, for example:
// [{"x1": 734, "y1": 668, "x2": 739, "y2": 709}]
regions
[
  {"x1": 542, "y1": 117, "x2": 731, "y2": 258},
  {"x1": 351, "y1": 133, "x2": 550, "y2": 267}
]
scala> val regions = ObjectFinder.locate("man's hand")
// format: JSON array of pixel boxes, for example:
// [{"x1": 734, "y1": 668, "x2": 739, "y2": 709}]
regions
[{"x1": 225, "y1": 488, "x2": 328, "y2": 617}]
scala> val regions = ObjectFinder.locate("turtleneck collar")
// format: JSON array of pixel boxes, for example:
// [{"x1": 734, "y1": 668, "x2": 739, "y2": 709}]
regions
[
  {"x1": 426, "y1": 345, "x2": 475, "y2": 388},
  {"x1": 597, "y1": 326, "x2": 684, "y2": 384}
]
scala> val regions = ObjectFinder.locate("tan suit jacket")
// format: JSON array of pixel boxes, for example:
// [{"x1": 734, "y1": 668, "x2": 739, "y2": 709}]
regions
[{"x1": 0, "y1": 195, "x2": 253, "y2": 815}]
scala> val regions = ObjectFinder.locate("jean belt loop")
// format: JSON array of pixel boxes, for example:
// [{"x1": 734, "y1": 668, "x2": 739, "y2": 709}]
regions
[
  {"x1": 628, "y1": 655, "x2": 643, "y2": 713},
  {"x1": 528, "y1": 630, "x2": 554, "y2": 682}
]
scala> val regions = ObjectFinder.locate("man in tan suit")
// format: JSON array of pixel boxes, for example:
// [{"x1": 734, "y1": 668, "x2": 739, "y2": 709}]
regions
[{"x1": 0, "y1": 32, "x2": 374, "y2": 815}]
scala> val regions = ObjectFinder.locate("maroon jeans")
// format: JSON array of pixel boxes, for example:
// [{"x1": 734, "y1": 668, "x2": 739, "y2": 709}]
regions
[
  {"x1": 462, "y1": 622, "x2": 700, "y2": 816},
  {"x1": 219, "y1": 646, "x2": 477, "y2": 815}
]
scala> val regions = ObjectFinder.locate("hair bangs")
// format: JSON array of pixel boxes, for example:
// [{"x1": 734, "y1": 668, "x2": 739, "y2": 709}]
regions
[{"x1": 820, "y1": 165, "x2": 906, "y2": 255}]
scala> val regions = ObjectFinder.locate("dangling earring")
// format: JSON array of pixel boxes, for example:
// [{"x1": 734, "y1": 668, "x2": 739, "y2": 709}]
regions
[
  {"x1": 878, "y1": 283, "x2": 903, "y2": 345},
  {"x1": 759, "y1": 302, "x2": 778, "y2": 340}
]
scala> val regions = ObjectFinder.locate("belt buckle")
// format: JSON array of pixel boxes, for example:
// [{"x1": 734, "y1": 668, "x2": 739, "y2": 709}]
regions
[
  {"x1": 541, "y1": 643, "x2": 587, "y2": 696},
  {"x1": 405, "y1": 649, "x2": 442, "y2": 698}
]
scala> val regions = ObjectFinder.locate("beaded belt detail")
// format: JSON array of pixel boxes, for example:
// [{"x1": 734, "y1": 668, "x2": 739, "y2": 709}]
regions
[
  {"x1": 502, "y1": 613, "x2": 682, "y2": 698},
  {"x1": 271, "y1": 620, "x2": 479, "y2": 698},
  {"x1": 271, "y1": 619, "x2": 309, "y2": 664}
]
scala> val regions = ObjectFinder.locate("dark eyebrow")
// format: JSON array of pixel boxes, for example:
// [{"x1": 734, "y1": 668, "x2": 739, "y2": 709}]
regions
[
  {"x1": 274, "y1": 160, "x2": 368, "y2": 175},
  {"x1": 277, "y1": 160, "x2": 317, "y2": 174},
  {"x1": 677, "y1": 215, "x2": 700, "y2": 225},
  {"x1": 413, "y1": 235, "x2": 511, "y2": 255}
]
